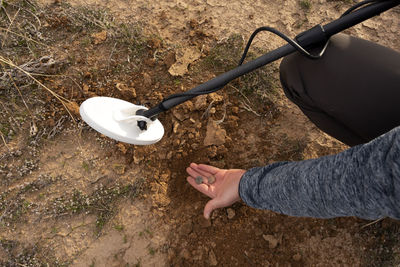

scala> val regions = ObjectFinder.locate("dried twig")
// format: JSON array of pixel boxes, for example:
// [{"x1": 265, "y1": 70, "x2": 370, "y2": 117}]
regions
[
  {"x1": 228, "y1": 84, "x2": 261, "y2": 116},
  {"x1": 1, "y1": 7, "x2": 20, "y2": 47},
  {"x1": 0, "y1": 27, "x2": 50, "y2": 48},
  {"x1": 361, "y1": 218, "x2": 384, "y2": 229},
  {"x1": 214, "y1": 101, "x2": 227, "y2": 125},
  {"x1": 0, "y1": 56, "x2": 75, "y2": 121},
  {"x1": 0, "y1": 130, "x2": 10, "y2": 152},
  {"x1": 201, "y1": 100, "x2": 215, "y2": 119}
]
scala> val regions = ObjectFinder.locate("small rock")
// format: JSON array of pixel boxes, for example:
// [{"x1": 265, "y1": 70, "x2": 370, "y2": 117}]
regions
[
  {"x1": 116, "y1": 143, "x2": 127, "y2": 154},
  {"x1": 207, "y1": 146, "x2": 217, "y2": 157},
  {"x1": 195, "y1": 95, "x2": 208, "y2": 110},
  {"x1": 173, "y1": 122, "x2": 180, "y2": 134},
  {"x1": 143, "y1": 73, "x2": 152, "y2": 87},
  {"x1": 163, "y1": 51, "x2": 176, "y2": 68},
  {"x1": 198, "y1": 216, "x2": 212, "y2": 228},
  {"x1": 208, "y1": 93, "x2": 223, "y2": 103},
  {"x1": 180, "y1": 248, "x2": 191, "y2": 260},
  {"x1": 116, "y1": 83, "x2": 136, "y2": 98},
  {"x1": 204, "y1": 120, "x2": 227, "y2": 146},
  {"x1": 65, "y1": 101, "x2": 80, "y2": 116},
  {"x1": 293, "y1": 253, "x2": 302, "y2": 261},
  {"x1": 209, "y1": 250, "x2": 218, "y2": 266},
  {"x1": 263, "y1": 234, "x2": 278, "y2": 249},
  {"x1": 227, "y1": 208, "x2": 235, "y2": 219},
  {"x1": 231, "y1": 106, "x2": 239, "y2": 114}
]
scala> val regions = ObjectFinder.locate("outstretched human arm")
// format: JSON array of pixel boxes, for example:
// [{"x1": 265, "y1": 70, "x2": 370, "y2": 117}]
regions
[{"x1": 187, "y1": 126, "x2": 400, "y2": 220}]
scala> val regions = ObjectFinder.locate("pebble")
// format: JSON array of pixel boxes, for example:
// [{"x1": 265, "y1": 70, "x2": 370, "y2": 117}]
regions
[
  {"x1": 198, "y1": 216, "x2": 212, "y2": 228},
  {"x1": 209, "y1": 250, "x2": 218, "y2": 266},
  {"x1": 227, "y1": 208, "x2": 235, "y2": 219},
  {"x1": 293, "y1": 253, "x2": 302, "y2": 261},
  {"x1": 195, "y1": 176, "x2": 203, "y2": 184},
  {"x1": 263, "y1": 234, "x2": 278, "y2": 249}
]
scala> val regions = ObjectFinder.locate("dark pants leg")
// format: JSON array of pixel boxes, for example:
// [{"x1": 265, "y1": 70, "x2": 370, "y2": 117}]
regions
[{"x1": 279, "y1": 33, "x2": 400, "y2": 146}]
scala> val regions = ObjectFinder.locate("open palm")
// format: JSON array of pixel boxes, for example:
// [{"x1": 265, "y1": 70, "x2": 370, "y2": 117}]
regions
[{"x1": 186, "y1": 163, "x2": 246, "y2": 219}]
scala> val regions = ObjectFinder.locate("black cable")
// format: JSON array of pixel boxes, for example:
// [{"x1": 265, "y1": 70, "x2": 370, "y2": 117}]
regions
[
  {"x1": 341, "y1": 0, "x2": 381, "y2": 17},
  {"x1": 159, "y1": 0, "x2": 385, "y2": 104}
]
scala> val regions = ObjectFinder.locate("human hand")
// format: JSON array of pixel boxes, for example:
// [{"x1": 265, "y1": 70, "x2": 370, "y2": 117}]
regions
[{"x1": 186, "y1": 163, "x2": 246, "y2": 219}]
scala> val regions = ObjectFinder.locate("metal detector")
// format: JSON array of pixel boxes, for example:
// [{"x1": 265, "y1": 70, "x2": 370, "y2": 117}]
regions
[{"x1": 80, "y1": 0, "x2": 399, "y2": 145}]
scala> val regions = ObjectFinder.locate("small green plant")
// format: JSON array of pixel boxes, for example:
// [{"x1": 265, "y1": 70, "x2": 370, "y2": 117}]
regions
[
  {"x1": 148, "y1": 247, "x2": 155, "y2": 256},
  {"x1": 114, "y1": 224, "x2": 124, "y2": 232},
  {"x1": 299, "y1": 0, "x2": 312, "y2": 10},
  {"x1": 81, "y1": 161, "x2": 89, "y2": 172}
]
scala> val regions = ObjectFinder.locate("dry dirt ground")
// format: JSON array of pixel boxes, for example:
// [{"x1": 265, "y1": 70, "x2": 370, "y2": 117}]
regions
[{"x1": 0, "y1": 0, "x2": 399, "y2": 266}]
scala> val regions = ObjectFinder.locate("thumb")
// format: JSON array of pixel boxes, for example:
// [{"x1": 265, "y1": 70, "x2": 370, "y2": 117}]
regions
[{"x1": 204, "y1": 198, "x2": 222, "y2": 219}]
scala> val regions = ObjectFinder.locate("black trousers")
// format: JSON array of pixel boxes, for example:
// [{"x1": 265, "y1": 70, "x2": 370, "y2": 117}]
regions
[{"x1": 279, "y1": 33, "x2": 400, "y2": 146}]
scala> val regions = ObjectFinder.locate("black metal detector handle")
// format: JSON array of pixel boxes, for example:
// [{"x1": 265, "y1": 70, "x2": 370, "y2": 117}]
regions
[{"x1": 141, "y1": 0, "x2": 399, "y2": 119}]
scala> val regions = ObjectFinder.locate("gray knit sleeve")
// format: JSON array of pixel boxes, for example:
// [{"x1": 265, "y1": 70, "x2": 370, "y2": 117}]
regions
[{"x1": 238, "y1": 126, "x2": 400, "y2": 219}]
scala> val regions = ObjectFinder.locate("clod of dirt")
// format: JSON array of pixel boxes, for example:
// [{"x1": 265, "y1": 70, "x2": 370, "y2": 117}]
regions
[
  {"x1": 263, "y1": 234, "x2": 279, "y2": 249},
  {"x1": 208, "y1": 93, "x2": 224, "y2": 103},
  {"x1": 198, "y1": 216, "x2": 212, "y2": 228},
  {"x1": 180, "y1": 248, "x2": 191, "y2": 260},
  {"x1": 209, "y1": 250, "x2": 218, "y2": 266},
  {"x1": 203, "y1": 120, "x2": 226, "y2": 146},
  {"x1": 194, "y1": 95, "x2": 208, "y2": 110},
  {"x1": 65, "y1": 101, "x2": 80, "y2": 116},
  {"x1": 163, "y1": 51, "x2": 176, "y2": 68},
  {"x1": 143, "y1": 73, "x2": 152, "y2": 87},
  {"x1": 180, "y1": 220, "x2": 193, "y2": 235},
  {"x1": 293, "y1": 253, "x2": 302, "y2": 261},
  {"x1": 116, "y1": 83, "x2": 136, "y2": 98},
  {"x1": 168, "y1": 47, "x2": 201, "y2": 76},
  {"x1": 226, "y1": 208, "x2": 235, "y2": 219},
  {"x1": 91, "y1": 30, "x2": 107, "y2": 45},
  {"x1": 112, "y1": 164, "x2": 126, "y2": 175}
]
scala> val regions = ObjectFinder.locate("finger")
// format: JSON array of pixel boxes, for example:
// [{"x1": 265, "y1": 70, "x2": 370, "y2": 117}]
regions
[
  {"x1": 186, "y1": 166, "x2": 209, "y2": 180},
  {"x1": 191, "y1": 164, "x2": 215, "y2": 178},
  {"x1": 198, "y1": 164, "x2": 221, "y2": 175},
  {"x1": 186, "y1": 177, "x2": 213, "y2": 198},
  {"x1": 204, "y1": 198, "x2": 224, "y2": 219}
]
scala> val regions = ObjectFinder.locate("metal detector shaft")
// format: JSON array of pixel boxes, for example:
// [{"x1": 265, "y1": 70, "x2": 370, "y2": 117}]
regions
[{"x1": 142, "y1": 0, "x2": 399, "y2": 119}]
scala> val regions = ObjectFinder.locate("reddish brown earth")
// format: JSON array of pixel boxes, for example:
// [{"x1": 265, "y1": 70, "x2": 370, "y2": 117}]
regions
[{"x1": 0, "y1": 0, "x2": 399, "y2": 266}]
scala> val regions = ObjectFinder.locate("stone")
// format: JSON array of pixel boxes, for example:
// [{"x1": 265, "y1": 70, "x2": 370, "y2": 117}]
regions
[
  {"x1": 227, "y1": 208, "x2": 235, "y2": 219},
  {"x1": 231, "y1": 106, "x2": 239, "y2": 114},
  {"x1": 209, "y1": 250, "x2": 218, "y2": 266},
  {"x1": 203, "y1": 120, "x2": 227, "y2": 146},
  {"x1": 198, "y1": 216, "x2": 212, "y2": 228},
  {"x1": 293, "y1": 253, "x2": 302, "y2": 261},
  {"x1": 263, "y1": 234, "x2": 278, "y2": 249},
  {"x1": 116, "y1": 83, "x2": 136, "y2": 98},
  {"x1": 143, "y1": 72, "x2": 152, "y2": 87},
  {"x1": 91, "y1": 30, "x2": 107, "y2": 44},
  {"x1": 208, "y1": 92, "x2": 223, "y2": 103},
  {"x1": 169, "y1": 47, "x2": 201, "y2": 76},
  {"x1": 180, "y1": 248, "x2": 191, "y2": 260},
  {"x1": 195, "y1": 95, "x2": 208, "y2": 110}
]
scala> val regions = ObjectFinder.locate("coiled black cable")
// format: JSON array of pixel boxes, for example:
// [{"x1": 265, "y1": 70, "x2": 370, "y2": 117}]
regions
[{"x1": 160, "y1": 0, "x2": 385, "y2": 103}]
